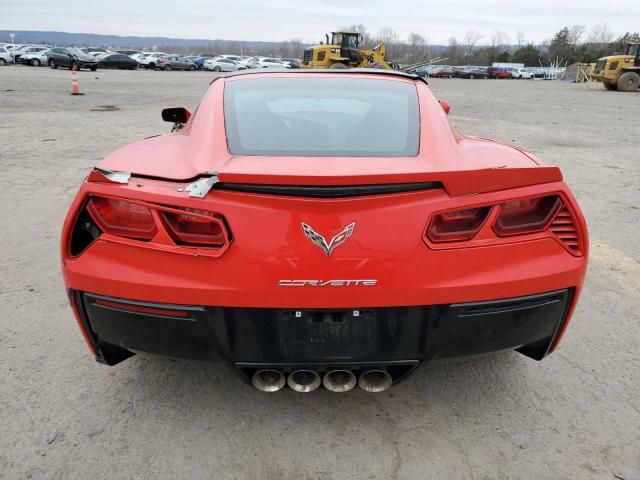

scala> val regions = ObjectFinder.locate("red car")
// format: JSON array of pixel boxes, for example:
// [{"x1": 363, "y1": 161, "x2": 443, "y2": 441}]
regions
[
  {"x1": 428, "y1": 67, "x2": 455, "y2": 78},
  {"x1": 61, "y1": 70, "x2": 588, "y2": 393},
  {"x1": 488, "y1": 67, "x2": 512, "y2": 79}
]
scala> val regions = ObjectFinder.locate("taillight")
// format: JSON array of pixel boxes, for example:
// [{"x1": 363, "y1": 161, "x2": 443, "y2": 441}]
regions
[
  {"x1": 86, "y1": 196, "x2": 157, "y2": 240},
  {"x1": 427, "y1": 206, "x2": 491, "y2": 243},
  {"x1": 161, "y1": 209, "x2": 228, "y2": 247},
  {"x1": 493, "y1": 195, "x2": 561, "y2": 237}
]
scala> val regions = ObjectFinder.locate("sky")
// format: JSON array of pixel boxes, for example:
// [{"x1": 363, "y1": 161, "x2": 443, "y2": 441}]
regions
[{"x1": 2, "y1": 0, "x2": 639, "y2": 45}]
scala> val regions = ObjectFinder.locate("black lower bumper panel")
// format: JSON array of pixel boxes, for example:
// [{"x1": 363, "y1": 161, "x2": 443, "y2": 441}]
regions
[{"x1": 75, "y1": 289, "x2": 573, "y2": 380}]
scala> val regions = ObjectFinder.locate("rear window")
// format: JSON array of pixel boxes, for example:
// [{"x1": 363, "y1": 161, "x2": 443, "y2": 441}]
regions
[{"x1": 223, "y1": 77, "x2": 420, "y2": 157}]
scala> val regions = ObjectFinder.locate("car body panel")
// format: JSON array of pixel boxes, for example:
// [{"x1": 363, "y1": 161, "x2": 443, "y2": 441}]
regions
[
  {"x1": 98, "y1": 72, "x2": 559, "y2": 196},
  {"x1": 60, "y1": 70, "x2": 588, "y2": 381}
]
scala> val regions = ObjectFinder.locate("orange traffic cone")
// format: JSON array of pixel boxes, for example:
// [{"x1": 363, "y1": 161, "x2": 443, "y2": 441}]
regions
[{"x1": 70, "y1": 67, "x2": 84, "y2": 96}]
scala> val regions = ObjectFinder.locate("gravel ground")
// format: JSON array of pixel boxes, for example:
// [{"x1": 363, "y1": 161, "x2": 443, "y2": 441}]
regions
[{"x1": 1, "y1": 66, "x2": 639, "y2": 480}]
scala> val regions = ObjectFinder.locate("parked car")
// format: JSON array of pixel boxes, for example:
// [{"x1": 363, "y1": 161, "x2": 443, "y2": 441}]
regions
[
  {"x1": 11, "y1": 45, "x2": 49, "y2": 64},
  {"x1": 0, "y1": 46, "x2": 11, "y2": 65},
  {"x1": 203, "y1": 57, "x2": 246, "y2": 72},
  {"x1": 406, "y1": 66, "x2": 429, "y2": 77},
  {"x1": 81, "y1": 47, "x2": 109, "y2": 55},
  {"x1": 429, "y1": 67, "x2": 455, "y2": 78},
  {"x1": 19, "y1": 49, "x2": 51, "y2": 66},
  {"x1": 216, "y1": 54, "x2": 255, "y2": 69},
  {"x1": 454, "y1": 67, "x2": 488, "y2": 79},
  {"x1": 254, "y1": 57, "x2": 291, "y2": 69},
  {"x1": 280, "y1": 58, "x2": 301, "y2": 69},
  {"x1": 47, "y1": 47, "x2": 99, "y2": 71},
  {"x1": 488, "y1": 67, "x2": 511, "y2": 79},
  {"x1": 156, "y1": 55, "x2": 197, "y2": 71},
  {"x1": 113, "y1": 50, "x2": 141, "y2": 56},
  {"x1": 97, "y1": 53, "x2": 139, "y2": 70},
  {"x1": 137, "y1": 53, "x2": 168, "y2": 69},
  {"x1": 193, "y1": 56, "x2": 214, "y2": 70},
  {"x1": 510, "y1": 68, "x2": 535, "y2": 79},
  {"x1": 60, "y1": 70, "x2": 588, "y2": 393}
]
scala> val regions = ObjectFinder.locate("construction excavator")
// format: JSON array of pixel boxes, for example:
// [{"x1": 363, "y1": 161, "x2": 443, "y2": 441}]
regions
[{"x1": 301, "y1": 31, "x2": 438, "y2": 72}]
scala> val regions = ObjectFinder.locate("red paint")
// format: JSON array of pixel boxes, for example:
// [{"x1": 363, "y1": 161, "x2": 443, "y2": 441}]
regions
[{"x1": 60, "y1": 71, "x2": 588, "y2": 356}]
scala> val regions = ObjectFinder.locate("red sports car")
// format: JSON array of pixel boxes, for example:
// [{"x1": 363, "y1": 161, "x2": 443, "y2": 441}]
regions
[{"x1": 61, "y1": 70, "x2": 588, "y2": 393}]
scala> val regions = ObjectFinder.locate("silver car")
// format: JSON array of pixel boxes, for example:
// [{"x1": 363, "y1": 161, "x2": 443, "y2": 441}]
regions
[
  {"x1": 203, "y1": 57, "x2": 246, "y2": 72},
  {"x1": 19, "y1": 49, "x2": 51, "y2": 66}
]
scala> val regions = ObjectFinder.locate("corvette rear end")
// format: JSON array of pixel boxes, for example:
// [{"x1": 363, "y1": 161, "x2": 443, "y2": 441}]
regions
[{"x1": 61, "y1": 70, "x2": 588, "y2": 392}]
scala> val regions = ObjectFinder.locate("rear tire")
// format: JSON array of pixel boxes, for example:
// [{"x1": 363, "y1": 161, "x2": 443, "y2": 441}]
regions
[
  {"x1": 90, "y1": 66, "x2": 97, "y2": 71},
  {"x1": 49, "y1": 59, "x2": 57, "y2": 69},
  {"x1": 617, "y1": 72, "x2": 640, "y2": 92},
  {"x1": 603, "y1": 82, "x2": 617, "y2": 91},
  {"x1": 31, "y1": 59, "x2": 41, "y2": 66},
  {"x1": 71, "y1": 61, "x2": 80, "y2": 71},
  {"x1": 164, "y1": 64, "x2": 172, "y2": 71},
  {"x1": 330, "y1": 62, "x2": 348, "y2": 69},
  {"x1": 213, "y1": 66, "x2": 221, "y2": 72},
  {"x1": 0, "y1": 58, "x2": 6, "y2": 66}
]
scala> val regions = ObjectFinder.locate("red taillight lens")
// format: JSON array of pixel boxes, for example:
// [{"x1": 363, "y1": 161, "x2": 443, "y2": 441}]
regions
[
  {"x1": 427, "y1": 207, "x2": 491, "y2": 243},
  {"x1": 161, "y1": 209, "x2": 227, "y2": 247},
  {"x1": 493, "y1": 195, "x2": 561, "y2": 237},
  {"x1": 86, "y1": 197, "x2": 157, "y2": 240}
]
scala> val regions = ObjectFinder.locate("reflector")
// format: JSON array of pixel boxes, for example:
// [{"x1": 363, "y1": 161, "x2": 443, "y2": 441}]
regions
[
  {"x1": 427, "y1": 207, "x2": 491, "y2": 243},
  {"x1": 87, "y1": 197, "x2": 157, "y2": 240},
  {"x1": 161, "y1": 209, "x2": 227, "y2": 247},
  {"x1": 493, "y1": 196, "x2": 561, "y2": 236}
]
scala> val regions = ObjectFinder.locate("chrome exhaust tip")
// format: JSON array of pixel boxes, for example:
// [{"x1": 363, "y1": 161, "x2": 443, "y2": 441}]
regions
[
  {"x1": 287, "y1": 370, "x2": 321, "y2": 393},
  {"x1": 252, "y1": 369, "x2": 286, "y2": 392},
  {"x1": 323, "y1": 369, "x2": 357, "y2": 393},
  {"x1": 358, "y1": 367, "x2": 392, "y2": 393}
]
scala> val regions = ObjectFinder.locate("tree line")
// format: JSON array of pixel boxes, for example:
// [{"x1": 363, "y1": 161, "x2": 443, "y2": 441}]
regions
[
  {"x1": 153, "y1": 24, "x2": 638, "y2": 67},
  {"x1": 344, "y1": 24, "x2": 639, "y2": 66}
]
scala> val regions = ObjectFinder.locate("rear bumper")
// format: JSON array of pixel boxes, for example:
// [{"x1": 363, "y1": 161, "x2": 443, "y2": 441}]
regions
[{"x1": 72, "y1": 288, "x2": 573, "y2": 380}]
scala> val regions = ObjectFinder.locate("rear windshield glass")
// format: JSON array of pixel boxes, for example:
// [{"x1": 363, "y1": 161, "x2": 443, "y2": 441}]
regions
[{"x1": 223, "y1": 77, "x2": 420, "y2": 156}]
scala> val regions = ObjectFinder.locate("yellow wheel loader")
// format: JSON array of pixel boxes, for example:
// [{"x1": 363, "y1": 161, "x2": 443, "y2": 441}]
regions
[
  {"x1": 592, "y1": 43, "x2": 640, "y2": 91},
  {"x1": 302, "y1": 32, "x2": 397, "y2": 70}
]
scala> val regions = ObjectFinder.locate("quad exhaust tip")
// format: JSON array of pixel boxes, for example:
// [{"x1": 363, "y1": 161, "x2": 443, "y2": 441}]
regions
[
  {"x1": 358, "y1": 368, "x2": 393, "y2": 393},
  {"x1": 287, "y1": 370, "x2": 322, "y2": 393},
  {"x1": 252, "y1": 369, "x2": 286, "y2": 392},
  {"x1": 323, "y1": 369, "x2": 357, "y2": 393}
]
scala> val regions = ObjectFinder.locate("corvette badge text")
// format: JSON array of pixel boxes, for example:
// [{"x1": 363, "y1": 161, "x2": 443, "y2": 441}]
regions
[{"x1": 278, "y1": 280, "x2": 378, "y2": 287}]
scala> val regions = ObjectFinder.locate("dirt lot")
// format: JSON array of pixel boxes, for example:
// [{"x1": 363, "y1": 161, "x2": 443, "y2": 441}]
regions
[{"x1": 1, "y1": 66, "x2": 639, "y2": 480}]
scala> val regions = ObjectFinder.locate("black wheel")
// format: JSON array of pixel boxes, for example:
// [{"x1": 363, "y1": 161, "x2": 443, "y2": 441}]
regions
[
  {"x1": 71, "y1": 61, "x2": 80, "y2": 71},
  {"x1": 164, "y1": 64, "x2": 172, "y2": 71},
  {"x1": 0, "y1": 58, "x2": 5, "y2": 66},
  {"x1": 30, "y1": 59, "x2": 40, "y2": 67},
  {"x1": 469, "y1": 74, "x2": 474, "y2": 79},
  {"x1": 603, "y1": 82, "x2": 618, "y2": 91},
  {"x1": 617, "y1": 71, "x2": 640, "y2": 92},
  {"x1": 90, "y1": 66, "x2": 97, "y2": 71},
  {"x1": 147, "y1": 62, "x2": 155, "y2": 70},
  {"x1": 189, "y1": 65, "x2": 196, "y2": 71},
  {"x1": 213, "y1": 65, "x2": 221, "y2": 72},
  {"x1": 49, "y1": 59, "x2": 57, "y2": 69},
  {"x1": 330, "y1": 62, "x2": 348, "y2": 69}
]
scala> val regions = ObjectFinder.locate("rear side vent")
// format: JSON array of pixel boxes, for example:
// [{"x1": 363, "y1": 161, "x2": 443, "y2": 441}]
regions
[{"x1": 550, "y1": 207, "x2": 582, "y2": 255}]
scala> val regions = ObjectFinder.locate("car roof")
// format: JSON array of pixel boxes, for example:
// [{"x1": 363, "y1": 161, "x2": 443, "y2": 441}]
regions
[{"x1": 210, "y1": 68, "x2": 427, "y2": 85}]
